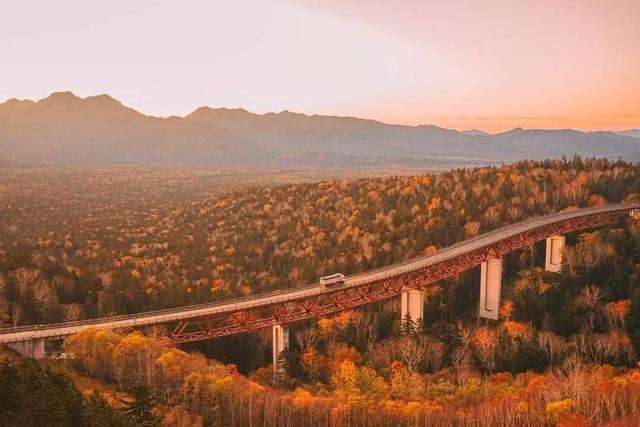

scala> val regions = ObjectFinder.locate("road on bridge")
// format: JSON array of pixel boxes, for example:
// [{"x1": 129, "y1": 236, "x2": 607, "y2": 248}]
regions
[{"x1": 1, "y1": 202, "x2": 639, "y2": 345}]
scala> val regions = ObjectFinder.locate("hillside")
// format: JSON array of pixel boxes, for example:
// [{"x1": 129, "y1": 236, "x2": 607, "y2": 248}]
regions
[
  {"x1": 1, "y1": 158, "x2": 638, "y2": 325},
  {"x1": 1, "y1": 92, "x2": 639, "y2": 167},
  {"x1": 3, "y1": 159, "x2": 640, "y2": 425}
]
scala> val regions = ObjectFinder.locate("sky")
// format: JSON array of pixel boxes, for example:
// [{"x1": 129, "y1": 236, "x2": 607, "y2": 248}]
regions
[{"x1": 1, "y1": 0, "x2": 638, "y2": 132}]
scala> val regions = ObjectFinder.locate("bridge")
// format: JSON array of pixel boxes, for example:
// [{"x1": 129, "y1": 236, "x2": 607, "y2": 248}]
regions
[{"x1": 2, "y1": 203, "x2": 640, "y2": 374}]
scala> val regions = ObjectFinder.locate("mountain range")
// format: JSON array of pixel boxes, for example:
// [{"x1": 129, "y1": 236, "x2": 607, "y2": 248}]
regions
[{"x1": 1, "y1": 92, "x2": 639, "y2": 168}]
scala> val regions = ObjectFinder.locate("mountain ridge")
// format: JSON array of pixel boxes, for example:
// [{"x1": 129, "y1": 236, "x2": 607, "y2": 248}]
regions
[{"x1": 1, "y1": 92, "x2": 639, "y2": 167}]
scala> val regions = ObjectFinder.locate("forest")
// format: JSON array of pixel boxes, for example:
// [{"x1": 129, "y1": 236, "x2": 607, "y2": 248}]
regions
[
  {"x1": 0, "y1": 165, "x2": 417, "y2": 324},
  {"x1": 2, "y1": 157, "x2": 640, "y2": 425}
]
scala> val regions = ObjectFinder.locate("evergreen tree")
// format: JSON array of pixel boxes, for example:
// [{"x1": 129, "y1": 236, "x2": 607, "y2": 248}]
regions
[
  {"x1": 81, "y1": 390, "x2": 128, "y2": 427},
  {"x1": 400, "y1": 314, "x2": 418, "y2": 337},
  {"x1": 0, "y1": 359, "x2": 83, "y2": 427},
  {"x1": 125, "y1": 386, "x2": 159, "y2": 427}
]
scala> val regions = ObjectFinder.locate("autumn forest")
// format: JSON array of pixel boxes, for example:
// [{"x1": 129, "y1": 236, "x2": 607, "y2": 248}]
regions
[{"x1": 2, "y1": 158, "x2": 640, "y2": 426}]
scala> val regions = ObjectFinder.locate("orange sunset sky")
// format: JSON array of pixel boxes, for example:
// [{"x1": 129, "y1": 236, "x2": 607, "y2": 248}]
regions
[{"x1": 1, "y1": 0, "x2": 638, "y2": 132}]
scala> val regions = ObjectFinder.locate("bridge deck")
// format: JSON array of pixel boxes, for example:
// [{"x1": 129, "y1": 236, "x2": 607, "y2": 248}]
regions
[{"x1": 1, "y1": 202, "x2": 638, "y2": 344}]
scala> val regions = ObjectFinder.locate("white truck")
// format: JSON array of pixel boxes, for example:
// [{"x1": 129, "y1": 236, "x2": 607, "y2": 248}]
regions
[{"x1": 319, "y1": 273, "x2": 346, "y2": 289}]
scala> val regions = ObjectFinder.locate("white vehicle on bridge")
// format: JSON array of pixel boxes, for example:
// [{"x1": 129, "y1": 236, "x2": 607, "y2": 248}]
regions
[{"x1": 319, "y1": 273, "x2": 346, "y2": 289}]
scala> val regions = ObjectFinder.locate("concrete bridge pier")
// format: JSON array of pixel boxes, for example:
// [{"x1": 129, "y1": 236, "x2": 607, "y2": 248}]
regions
[
  {"x1": 479, "y1": 257, "x2": 502, "y2": 320},
  {"x1": 545, "y1": 235, "x2": 565, "y2": 273},
  {"x1": 401, "y1": 289, "x2": 425, "y2": 326},
  {"x1": 6, "y1": 339, "x2": 45, "y2": 359},
  {"x1": 272, "y1": 324, "x2": 289, "y2": 381}
]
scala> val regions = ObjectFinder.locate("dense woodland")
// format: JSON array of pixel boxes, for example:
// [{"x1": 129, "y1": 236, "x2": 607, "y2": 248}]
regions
[
  {"x1": 3, "y1": 158, "x2": 640, "y2": 425},
  {"x1": 0, "y1": 344, "x2": 165, "y2": 427},
  {"x1": 0, "y1": 165, "x2": 419, "y2": 325}
]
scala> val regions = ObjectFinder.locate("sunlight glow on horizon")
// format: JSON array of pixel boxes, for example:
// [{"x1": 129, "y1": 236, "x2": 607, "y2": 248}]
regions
[{"x1": 1, "y1": 0, "x2": 638, "y2": 132}]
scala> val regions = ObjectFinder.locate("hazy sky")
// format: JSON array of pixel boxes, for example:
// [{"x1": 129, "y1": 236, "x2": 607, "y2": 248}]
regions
[{"x1": 1, "y1": 0, "x2": 638, "y2": 132}]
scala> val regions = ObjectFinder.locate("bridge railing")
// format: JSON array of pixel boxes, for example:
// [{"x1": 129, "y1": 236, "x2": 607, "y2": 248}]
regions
[{"x1": 0, "y1": 282, "x2": 320, "y2": 335}]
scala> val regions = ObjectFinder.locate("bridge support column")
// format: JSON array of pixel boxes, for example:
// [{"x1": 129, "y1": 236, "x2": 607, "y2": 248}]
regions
[
  {"x1": 272, "y1": 324, "x2": 289, "y2": 382},
  {"x1": 401, "y1": 289, "x2": 425, "y2": 326},
  {"x1": 479, "y1": 257, "x2": 502, "y2": 320},
  {"x1": 545, "y1": 235, "x2": 565, "y2": 273},
  {"x1": 6, "y1": 339, "x2": 45, "y2": 359}
]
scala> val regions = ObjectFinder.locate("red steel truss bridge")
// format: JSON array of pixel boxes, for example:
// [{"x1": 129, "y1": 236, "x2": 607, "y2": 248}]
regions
[{"x1": 1, "y1": 202, "x2": 639, "y2": 348}]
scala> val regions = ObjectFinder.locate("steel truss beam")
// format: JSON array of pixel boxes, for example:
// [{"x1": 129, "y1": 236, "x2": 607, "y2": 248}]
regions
[{"x1": 170, "y1": 212, "x2": 615, "y2": 344}]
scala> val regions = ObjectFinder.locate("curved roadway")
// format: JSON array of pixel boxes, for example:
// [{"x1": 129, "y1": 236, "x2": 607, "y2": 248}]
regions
[{"x1": 1, "y1": 202, "x2": 639, "y2": 344}]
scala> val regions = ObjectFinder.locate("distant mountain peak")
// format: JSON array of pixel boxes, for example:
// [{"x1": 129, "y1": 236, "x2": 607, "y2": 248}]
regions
[
  {"x1": 50, "y1": 91, "x2": 77, "y2": 97},
  {"x1": 188, "y1": 106, "x2": 214, "y2": 115},
  {"x1": 2, "y1": 90, "x2": 639, "y2": 167},
  {"x1": 461, "y1": 129, "x2": 491, "y2": 136},
  {"x1": 496, "y1": 127, "x2": 591, "y2": 137},
  {"x1": 186, "y1": 106, "x2": 256, "y2": 122},
  {"x1": 41, "y1": 91, "x2": 80, "y2": 101},
  {"x1": 0, "y1": 98, "x2": 35, "y2": 112},
  {"x1": 414, "y1": 124, "x2": 463, "y2": 136},
  {"x1": 277, "y1": 109, "x2": 306, "y2": 118},
  {"x1": 5, "y1": 97, "x2": 31, "y2": 105},
  {"x1": 84, "y1": 93, "x2": 122, "y2": 107},
  {"x1": 35, "y1": 91, "x2": 83, "y2": 109}
]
